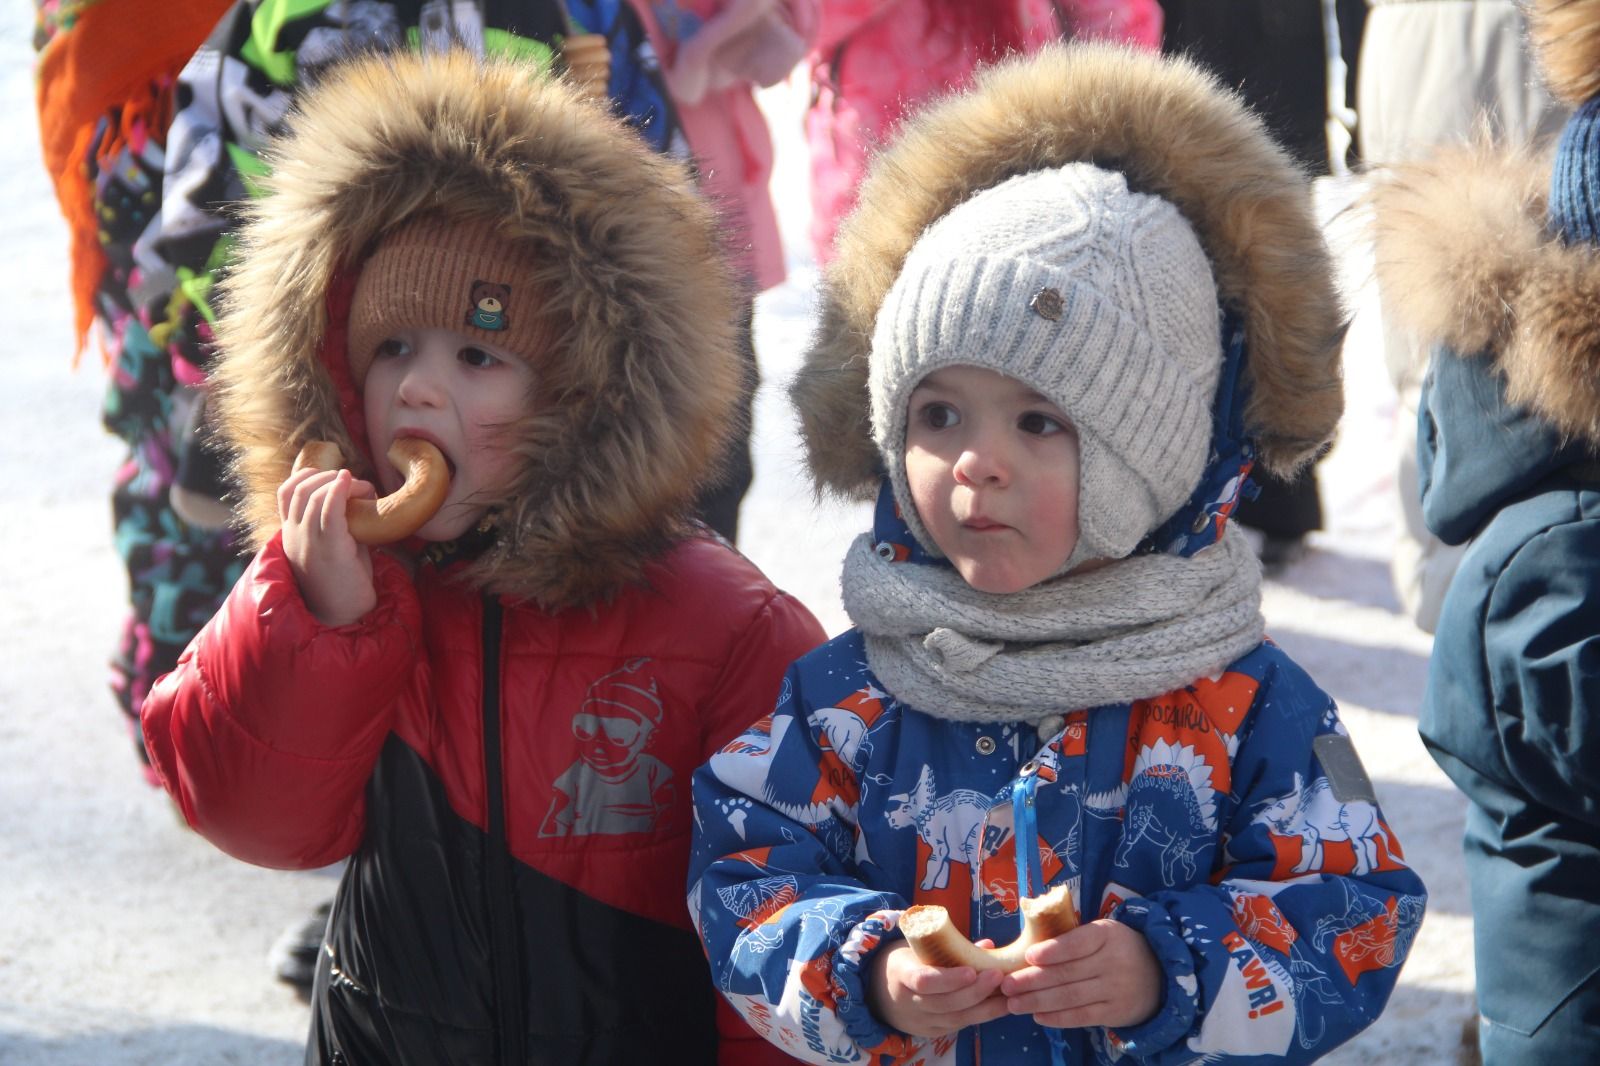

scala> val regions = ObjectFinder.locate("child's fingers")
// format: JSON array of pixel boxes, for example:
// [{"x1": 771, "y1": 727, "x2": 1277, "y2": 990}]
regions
[
  {"x1": 317, "y1": 470, "x2": 355, "y2": 535},
  {"x1": 1003, "y1": 973, "x2": 1102, "y2": 1019},
  {"x1": 1024, "y1": 922, "x2": 1107, "y2": 968},
  {"x1": 285, "y1": 468, "x2": 340, "y2": 525},
  {"x1": 899, "y1": 961, "x2": 984, "y2": 997},
  {"x1": 1028, "y1": 1000, "x2": 1116, "y2": 1030},
  {"x1": 1005, "y1": 921, "x2": 1164, "y2": 1030},
  {"x1": 1001, "y1": 929, "x2": 1106, "y2": 998},
  {"x1": 912, "y1": 966, "x2": 1003, "y2": 1012},
  {"x1": 278, "y1": 466, "x2": 328, "y2": 519},
  {"x1": 937, "y1": 990, "x2": 1010, "y2": 1033}
]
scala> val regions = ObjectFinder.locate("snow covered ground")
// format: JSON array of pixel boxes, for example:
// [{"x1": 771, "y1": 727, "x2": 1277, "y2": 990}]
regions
[{"x1": 0, "y1": 6, "x2": 1472, "y2": 1062}]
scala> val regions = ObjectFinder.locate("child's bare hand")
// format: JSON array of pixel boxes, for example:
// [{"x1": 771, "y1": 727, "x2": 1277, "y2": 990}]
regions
[
  {"x1": 1000, "y1": 919, "x2": 1163, "y2": 1030},
  {"x1": 279, "y1": 467, "x2": 377, "y2": 627},
  {"x1": 869, "y1": 941, "x2": 1010, "y2": 1037}
]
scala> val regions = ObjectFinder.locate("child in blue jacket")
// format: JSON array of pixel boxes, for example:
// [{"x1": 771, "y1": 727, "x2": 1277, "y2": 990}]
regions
[
  {"x1": 1370, "y1": 1, "x2": 1600, "y2": 1059},
  {"x1": 688, "y1": 42, "x2": 1426, "y2": 1065}
]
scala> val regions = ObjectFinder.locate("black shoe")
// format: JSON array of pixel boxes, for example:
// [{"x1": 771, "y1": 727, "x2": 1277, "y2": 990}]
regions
[
  {"x1": 1457, "y1": 1013, "x2": 1482, "y2": 1066},
  {"x1": 1258, "y1": 534, "x2": 1307, "y2": 576},
  {"x1": 269, "y1": 901, "x2": 331, "y2": 1001}
]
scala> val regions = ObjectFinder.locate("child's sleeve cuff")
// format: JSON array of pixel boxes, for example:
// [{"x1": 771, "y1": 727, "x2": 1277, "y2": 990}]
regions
[
  {"x1": 1104, "y1": 898, "x2": 1199, "y2": 1057},
  {"x1": 831, "y1": 909, "x2": 908, "y2": 1049}
]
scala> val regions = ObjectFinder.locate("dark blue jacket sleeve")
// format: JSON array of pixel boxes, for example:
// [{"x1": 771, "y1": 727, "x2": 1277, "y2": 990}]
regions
[
  {"x1": 689, "y1": 665, "x2": 931, "y2": 1066},
  {"x1": 1424, "y1": 514, "x2": 1600, "y2": 1035},
  {"x1": 1109, "y1": 653, "x2": 1427, "y2": 1063}
]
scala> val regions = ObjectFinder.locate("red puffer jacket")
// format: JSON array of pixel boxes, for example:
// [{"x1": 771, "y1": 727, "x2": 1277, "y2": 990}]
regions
[
  {"x1": 140, "y1": 49, "x2": 826, "y2": 1065},
  {"x1": 145, "y1": 530, "x2": 824, "y2": 1064}
]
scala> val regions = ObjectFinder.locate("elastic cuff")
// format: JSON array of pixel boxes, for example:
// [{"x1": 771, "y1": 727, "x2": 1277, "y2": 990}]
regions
[
  {"x1": 831, "y1": 909, "x2": 907, "y2": 1049},
  {"x1": 1105, "y1": 898, "x2": 1198, "y2": 1057}
]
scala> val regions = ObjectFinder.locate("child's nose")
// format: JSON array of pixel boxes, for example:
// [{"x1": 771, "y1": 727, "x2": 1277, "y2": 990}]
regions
[
  {"x1": 952, "y1": 437, "x2": 1010, "y2": 487},
  {"x1": 396, "y1": 362, "x2": 446, "y2": 407}
]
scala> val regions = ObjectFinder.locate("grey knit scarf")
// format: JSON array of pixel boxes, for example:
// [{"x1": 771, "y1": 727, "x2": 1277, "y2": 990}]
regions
[{"x1": 840, "y1": 525, "x2": 1265, "y2": 723}]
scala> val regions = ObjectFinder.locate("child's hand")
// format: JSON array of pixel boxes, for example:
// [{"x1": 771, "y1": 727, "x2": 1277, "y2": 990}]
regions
[
  {"x1": 279, "y1": 466, "x2": 377, "y2": 627},
  {"x1": 1000, "y1": 919, "x2": 1163, "y2": 1030},
  {"x1": 868, "y1": 941, "x2": 1009, "y2": 1037}
]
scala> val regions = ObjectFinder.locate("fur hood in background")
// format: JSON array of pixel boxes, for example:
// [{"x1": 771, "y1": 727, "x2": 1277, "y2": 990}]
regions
[
  {"x1": 210, "y1": 49, "x2": 742, "y2": 610},
  {"x1": 1526, "y1": 0, "x2": 1600, "y2": 107},
  {"x1": 789, "y1": 42, "x2": 1346, "y2": 499},
  {"x1": 1370, "y1": 142, "x2": 1600, "y2": 447}
]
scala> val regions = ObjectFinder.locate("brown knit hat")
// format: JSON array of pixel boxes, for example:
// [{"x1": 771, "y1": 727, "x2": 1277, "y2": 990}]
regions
[{"x1": 347, "y1": 212, "x2": 554, "y2": 387}]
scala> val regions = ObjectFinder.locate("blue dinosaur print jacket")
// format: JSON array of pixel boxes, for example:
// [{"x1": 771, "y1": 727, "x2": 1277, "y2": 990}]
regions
[{"x1": 688, "y1": 627, "x2": 1426, "y2": 1065}]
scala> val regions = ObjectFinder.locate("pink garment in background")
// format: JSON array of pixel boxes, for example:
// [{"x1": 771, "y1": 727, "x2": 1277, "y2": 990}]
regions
[
  {"x1": 805, "y1": 0, "x2": 1161, "y2": 265},
  {"x1": 632, "y1": 0, "x2": 819, "y2": 292},
  {"x1": 1068, "y1": 0, "x2": 1161, "y2": 47}
]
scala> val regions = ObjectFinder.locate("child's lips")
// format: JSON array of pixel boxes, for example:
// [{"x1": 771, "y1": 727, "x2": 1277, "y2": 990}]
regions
[
  {"x1": 961, "y1": 516, "x2": 1010, "y2": 533},
  {"x1": 392, "y1": 429, "x2": 456, "y2": 477}
]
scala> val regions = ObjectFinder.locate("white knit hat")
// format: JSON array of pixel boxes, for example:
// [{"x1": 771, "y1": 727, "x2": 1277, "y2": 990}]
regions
[{"x1": 870, "y1": 162, "x2": 1224, "y2": 563}]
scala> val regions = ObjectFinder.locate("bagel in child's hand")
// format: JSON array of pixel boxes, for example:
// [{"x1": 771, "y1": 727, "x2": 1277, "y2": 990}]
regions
[
  {"x1": 901, "y1": 883, "x2": 1078, "y2": 973},
  {"x1": 292, "y1": 438, "x2": 450, "y2": 545}
]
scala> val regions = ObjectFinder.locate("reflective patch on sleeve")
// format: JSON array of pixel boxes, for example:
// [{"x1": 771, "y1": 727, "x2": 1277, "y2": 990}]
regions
[{"x1": 1313, "y1": 734, "x2": 1377, "y2": 804}]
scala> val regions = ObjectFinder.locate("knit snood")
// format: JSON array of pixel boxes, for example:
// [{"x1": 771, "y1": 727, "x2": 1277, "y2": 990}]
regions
[{"x1": 840, "y1": 523, "x2": 1265, "y2": 723}]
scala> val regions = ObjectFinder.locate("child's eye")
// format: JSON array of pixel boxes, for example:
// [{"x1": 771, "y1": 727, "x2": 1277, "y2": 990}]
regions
[
  {"x1": 918, "y1": 402, "x2": 960, "y2": 430},
  {"x1": 1018, "y1": 411, "x2": 1068, "y2": 436},
  {"x1": 459, "y1": 346, "x2": 501, "y2": 369},
  {"x1": 375, "y1": 338, "x2": 410, "y2": 360}
]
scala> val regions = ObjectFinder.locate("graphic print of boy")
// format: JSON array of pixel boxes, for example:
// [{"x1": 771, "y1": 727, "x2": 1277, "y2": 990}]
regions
[
  {"x1": 543, "y1": 657, "x2": 678, "y2": 836},
  {"x1": 689, "y1": 43, "x2": 1425, "y2": 1065},
  {"x1": 140, "y1": 50, "x2": 825, "y2": 1065}
]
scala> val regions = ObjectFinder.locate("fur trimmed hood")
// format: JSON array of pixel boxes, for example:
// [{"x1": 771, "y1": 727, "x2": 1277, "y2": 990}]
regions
[
  {"x1": 1526, "y1": 0, "x2": 1600, "y2": 108},
  {"x1": 211, "y1": 49, "x2": 743, "y2": 610},
  {"x1": 789, "y1": 42, "x2": 1345, "y2": 498},
  {"x1": 1370, "y1": 141, "x2": 1600, "y2": 446}
]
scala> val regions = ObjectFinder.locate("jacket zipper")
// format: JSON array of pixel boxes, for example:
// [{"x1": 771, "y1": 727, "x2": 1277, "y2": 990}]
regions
[{"x1": 480, "y1": 595, "x2": 524, "y2": 1064}]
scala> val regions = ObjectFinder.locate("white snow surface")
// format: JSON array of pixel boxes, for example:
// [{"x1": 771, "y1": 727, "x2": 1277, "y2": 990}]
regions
[{"x1": 0, "y1": 8, "x2": 1473, "y2": 1063}]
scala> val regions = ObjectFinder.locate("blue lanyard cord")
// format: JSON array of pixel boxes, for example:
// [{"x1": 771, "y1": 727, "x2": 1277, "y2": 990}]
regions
[
  {"x1": 1012, "y1": 768, "x2": 1072, "y2": 1066},
  {"x1": 1010, "y1": 771, "x2": 1045, "y2": 901}
]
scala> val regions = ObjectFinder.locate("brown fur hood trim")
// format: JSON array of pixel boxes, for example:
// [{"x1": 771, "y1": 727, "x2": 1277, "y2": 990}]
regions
[
  {"x1": 1371, "y1": 141, "x2": 1600, "y2": 444},
  {"x1": 211, "y1": 49, "x2": 742, "y2": 610},
  {"x1": 790, "y1": 42, "x2": 1344, "y2": 497},
  {"x1": 1526, "y1": 0, "x2": 1600, "y2": 107}
]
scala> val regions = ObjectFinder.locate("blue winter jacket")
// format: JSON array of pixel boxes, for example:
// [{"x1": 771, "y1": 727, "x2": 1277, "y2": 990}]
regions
[
  {"x1": 1417, "y1": 347, "x2": 1600, "y2": 1040},
  {"x1": 689, "y1": 521, "x2": 1426, "y2": 1065}
]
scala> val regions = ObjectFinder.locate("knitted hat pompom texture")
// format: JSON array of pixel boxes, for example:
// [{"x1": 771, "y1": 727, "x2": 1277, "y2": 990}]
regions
[
  {"x1": 1549, "y1": 89, "x2": 1600, "y2": 245},
  {"x1": 872, "y1": 163, "x2": 1223, "y2": 562},
  {"x1": 1527, "y1": 0, "x2": 1600, "y2": 245}
]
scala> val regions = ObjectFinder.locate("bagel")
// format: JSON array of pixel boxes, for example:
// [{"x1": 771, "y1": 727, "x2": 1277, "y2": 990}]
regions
[
  {"x1": 292, "y1": 438, "x2": 450, "y2": 544},
  {"x1": 901, "y1": 883, "x2": 1078, "y2": 973}
]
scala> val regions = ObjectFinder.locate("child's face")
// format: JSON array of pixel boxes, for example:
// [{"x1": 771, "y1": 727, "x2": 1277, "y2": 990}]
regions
[
  {"x1": 904, "y1": 365, "x2": 1082, "y2": 594},
  {"x1": 362, "y1": 326, "x2": 535, "y2": 541}
]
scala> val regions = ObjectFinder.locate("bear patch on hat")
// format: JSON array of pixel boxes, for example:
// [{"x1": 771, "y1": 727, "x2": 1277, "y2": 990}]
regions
[{"x1": 467, "y1": 281, "x2": 511, "y2": 332}]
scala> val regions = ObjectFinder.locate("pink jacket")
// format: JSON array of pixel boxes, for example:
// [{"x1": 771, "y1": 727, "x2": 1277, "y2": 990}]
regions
[
  {"x1": 805, "y1": 0, "x2": 1162, "y2": 264},
  {"x1": 632, "y1": 0, "x2": 819, "y2": 292}
]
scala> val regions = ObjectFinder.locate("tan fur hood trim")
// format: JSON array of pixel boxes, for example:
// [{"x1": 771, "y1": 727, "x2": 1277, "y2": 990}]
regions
[
  {"x1": 211, "y1": 49, "x2": 742, "y2": 609},
  {"x1": 1371, "y1": 141, "x2": 1600, "y2": 444},
  {"x1": 1526, "y1": 0, "x2": 1600, "y2": 107},
  {"x1": 790, "y1": 42, "x2": 1344, "y2": 497}
]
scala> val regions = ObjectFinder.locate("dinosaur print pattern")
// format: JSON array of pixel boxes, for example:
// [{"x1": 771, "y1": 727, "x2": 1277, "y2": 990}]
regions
[
  {"x1": 1259, "y1": 770, "x2": 1403, "y2": 879},
  {"x1": 884, "y1": 765, "x2": 994, "y2": 895},
  {"x1": 690, "y1": 633, "x2": 1426, "y2": 1065},
  {"x1": 1114, "y1": 739, "x2": 1218, "y2": 887}
]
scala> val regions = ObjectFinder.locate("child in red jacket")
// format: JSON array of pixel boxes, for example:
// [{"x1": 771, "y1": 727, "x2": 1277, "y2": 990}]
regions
[{"x1": 141, "y1": 49, "x2": 824, "y2": 1066}]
